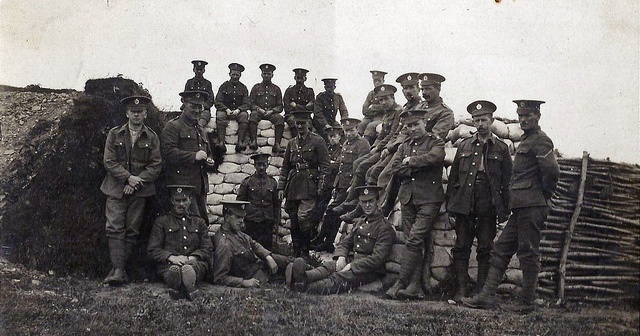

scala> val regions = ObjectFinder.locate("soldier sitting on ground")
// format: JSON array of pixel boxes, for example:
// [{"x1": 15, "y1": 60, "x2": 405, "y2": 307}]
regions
[
  {"x1": 288, "y1": 185, "x2": 395, "y2": 295},
  {"x1": 147, "y1": 185, "x2": 214, "y2": 300},
  {"x1": 212, "y1": 201, "x2": 293, "y2": 288}
]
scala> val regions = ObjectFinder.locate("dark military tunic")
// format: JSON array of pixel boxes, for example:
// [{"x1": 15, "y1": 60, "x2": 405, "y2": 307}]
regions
[
  {"x1": 371, "y1": 103, "x2": 404, "y2": 152},
  {"x1": 237, "y1": 174, "x2": 279, "y2": 223},
  {"x1": 214, "y1": 80, "x2": 251, "y2": 111},
  {"x1": 250, "y1": 82, "x2": 283, "y2": 112},
  {"x1": 312, "y1": 92, "x2": 349, "y2": 129},
  {"x1": 414, "y1": 97, "x2": 455, "y2": 140},
  {"x1": 361, "y1": 89, "x2": 383, "y2": 118},
  {"x1": 447, "y1": 134, "x2": 513, "y2": 220},
  {"x1": 283, "y1": 84, "x2": 315, "y2": 114},
  {"x1": 161, "y1": 114, "x2": 211, "y2": 196},
  {"x1": 184, "y1": 76, "x2": 215, "y2": 110},
  {"x1": 278, "y1": 132, "x2": 331, "y2": 200},
  {"x1": 147, "y1": 213, "x2": 213, "y2": 275},
  {"x1": 212, "y1": 228, "x2": 272, "y2": 287},
  {"x1": 334, "y1": 135, "x2": 371, "y2": 189}
]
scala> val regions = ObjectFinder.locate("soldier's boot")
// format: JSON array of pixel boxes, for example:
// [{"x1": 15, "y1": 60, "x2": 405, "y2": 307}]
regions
[
  {"x1": 397, "y1": 254, "x2": 425, "y2": 300},
  {"x1": 105, "y1": 238, "x2": 127, "y2": 285},
  {"x1": 385, "y1": 280, "x2": 405, "y2": 299},
  {"x1": 388, "y1": 249, "x2": 421, "y2": 300},
  {"x1": 216, "y1": 124, "x2": 228, "y2": 153},
  {"x1": 248, "y1": 122, "x2": 259, "y2": 150},
  {"x1": 453, "y1": 259, "x2": 470, "y2": 302},
  {"x1": 476, "y1": 259, "x2": 490, "y2": 294},
  {"x1": 502, "y1": 266, "x2": 538, "y2": 314},
  {"x1": 291, "y1": 258, "x2": 309, "y2": 292},
  {"x1": 461, "y1": 264, "x2": 504, "y2": 310},
  {"x1": 166, "y1": 265, "x2": 183, "y2": 300},
  {"x1": 235, "y1": 122, "x2": 248, "y2": 152},
  {"x1": 181, "y1": 265, "x2": 200, "y2": 300},
  {"x1": 339, "y1": 205, "x2": 364, "y2": 223},
  {"x1": 273, "y1": 124, "x2": 285, "y2": 153}
]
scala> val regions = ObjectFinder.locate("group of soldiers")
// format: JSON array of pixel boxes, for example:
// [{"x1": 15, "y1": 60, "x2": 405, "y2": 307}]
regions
[{"x1": 99, "y1": 60, "x2": 560, "y2": 314}]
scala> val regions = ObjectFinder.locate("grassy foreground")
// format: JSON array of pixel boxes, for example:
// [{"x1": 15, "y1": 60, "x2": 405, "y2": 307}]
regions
[{"x1": 1, "y1": 259, "x2": 638, "y2": 336}]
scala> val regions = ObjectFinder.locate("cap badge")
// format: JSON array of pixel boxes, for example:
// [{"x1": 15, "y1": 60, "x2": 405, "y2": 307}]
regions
[
  {"x1": 520, "y1": 102, "x2": 525, "y2": 107},
  {"x1": 134, "y1": 98, "x2": 140, "y2": 105},
  {"x1": 197, "y1": 62, "x2": 202, "y2": 66},
  {"x1": 380, "y1": 86, "x2": 385, "y2": 91},
  {"x1": 345, "y1": 120, "x2": 350, "y2": 125},
  {"x1": 241, "y1": 204, "x2": 245, "y2": 209},
  {"x1": 422, "y1": 75, "x2": 428, "y2": 80},
  {"x1": 407, "y1": 75, "x2": 412, "y2": 80},
  {"x1": 476, "y1": 103, "x2": 482, "y2": 110},
  {"x1": 363, "y1": 188, "x2": 369, "y2": 195},
  {"x1": 176, "y1": 187, "x2": 183, "y2": 193},
  {"x1": 196, "y1": 93, "x2": 201, "y2": 98}
]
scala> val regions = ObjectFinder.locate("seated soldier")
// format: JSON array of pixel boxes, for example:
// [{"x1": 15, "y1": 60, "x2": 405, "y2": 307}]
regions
[
  {"x1": 287, "y1": 185, "x2": 395, "y2": 295},
  {"x1": 212, "y1": 200, "x2": 293, "y2": 288},
  {"x1": 147, "y1": 185, "x2": 213, "y2": 300}
]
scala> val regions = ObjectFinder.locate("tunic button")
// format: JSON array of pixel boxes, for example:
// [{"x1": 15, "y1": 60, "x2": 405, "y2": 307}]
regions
[
  {"x1": 183, "y1": 227, "x2": 186, "y2": 230},
  {"x1": 411, "y1": 178, "x2": 415, "y2": 181},
  {"x1": 474, "y1": 152, "x2": 478, "y2": 155},
  {"x1": 183, "y1": 236, "x2": 187, "y2": 239},
  {"x1": 360, "y1": 226, "x2": 364, "y2": 229},
  {"x1": 432, "y1": 181, "x2": 435, "y2": 184},
  {"x1": 183, "y1": 246, "x2": 187, "y2": 250},
  {"x1": 356, "y1": 244, "x2": 360, "y2": 248},
  {"x1": 472, "y1": 162, "x2": 476, "y2": 165},
  {"x1": 182, "y1": 218, "x2": 186, "y2": 221},
  {"x1": 469, "y1": 183, "x2": 472, "y2": 186},
  {"x1": 470, "y1": 172, "x2": 473, "y2": 175}
]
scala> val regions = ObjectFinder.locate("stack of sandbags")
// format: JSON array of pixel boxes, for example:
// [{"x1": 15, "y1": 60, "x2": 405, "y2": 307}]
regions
[{"x1": 206, "y1": 119, "x2": 292, "y2": 227}]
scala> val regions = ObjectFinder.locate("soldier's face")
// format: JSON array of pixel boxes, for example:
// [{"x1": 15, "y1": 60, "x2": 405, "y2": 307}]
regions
[
  {"x1": 261, "y1": 71, "x2": 273, "y2": 82},
  {"x1": 473, "y1": 114, "x2": 494, "y2": 137},
  {"x1": 193, "y1": 66, "x2": 205, "y2": 77},
  {"x1": 254, "y1": 161, "x2": 268, "y2": 175},
  {"x1": 226, "y1": 212, "x2": 245, "y2": 232},
  {"x1": 295, "y1": 120, "x2": 311, "y2": 135},
  {"x1": 372, "y1": 78, "x2": 384, "y2": 87},
  {"x1": 295, "y1": 75, "x2": 306, "y2": 85},
  {"x1": 182, "y1": 100, "x2": 204, "y2": 120},
  {"x1": 518, "y1": 111, "x2": 540, "y2": 131},
  {"x1": 324, "y1": 84, "x2": 335, "y2": 93},
  {"x1": 344, "y1": 127, "x2": 358, "y2": 141},
  {"x1": 126, "y1": 108, "x2": 147, "y2": 126},
  {"x1": 377, "y1": 94, "x2": 395, "y2": 110},
  {"x1": 329, "y1": 133, "x2": 342, "y2": 146},
  {"x1": 406, "y1": 119, "x2": 427, "y2": 139},
  {"x1": 229, "y1": 70, "x2": 242, "y2": 82},
  {"x1": 171, "y1": 194, "x2": 192, "y2": 215},
  {"x1": 421, "y1": 84, "x2": 440, "y2": 103},
  {"x1": 402, "y1": 84, "x2": 419, "y2": 102},
  {"x1": 359, "y1": 197, "x2": 378, "y2": 216}
]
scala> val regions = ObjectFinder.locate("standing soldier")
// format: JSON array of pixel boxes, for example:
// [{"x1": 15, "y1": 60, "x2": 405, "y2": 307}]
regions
[
  {"x1": 358, "y1": 70, "x2": 387, "y2": 139},
  {"x1": 184, "y1": 60, "x2": 215, "y2": 130},
  {"x1": 161, "y1": 90, "x2": 214, "y2": 224},
  {"x1": 463, "y1": 100, "x2": 559, "y2": 313},
  {"x1": 237, "y1": 153, "x2": 280, "y2": 250},
  {"x1": 212, "y1": 200, "x2": 293, "y2": 288},
  {"x1": 278, "y1": 111, "x2": 331, "y2": 258},
  {"x1": 447, "y1": 100, "x2": 513, "y2": 302},
  {"x1": 288, "y1": 185, "x2": 395, "y2": 295},
  {"x1": 385, "y1": 109, "x2": 446, "y2": 300},
  {"x1": 101, "y1": 95, "x2": 162, "y2": 285},
  {"x1": 283, "y1": 68, "x2": 315, "y2": 138},
  {"x1": 312, "y1": 118, "x2": 370, "y2": 252},
  {"x1": 214, "y1": 63, "x2": 251, "y2": 153},
  {"x1": 249, "y1": 63, "x2": 285, "y2": 153},
  {"x1": 147, "y1": 185, "x2": 213, "y2": 300},
  {"x1": 313, "y1": 78, "x2": 349, "y2": 144}
]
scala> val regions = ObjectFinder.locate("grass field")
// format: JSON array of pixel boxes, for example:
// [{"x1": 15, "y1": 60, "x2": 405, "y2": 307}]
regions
[{"x1": 1, "y1": 258, "x2": 638, "y2": 336}]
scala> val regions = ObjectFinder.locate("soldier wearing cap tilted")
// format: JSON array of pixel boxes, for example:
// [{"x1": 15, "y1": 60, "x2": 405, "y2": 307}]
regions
[
  {"x1": 212, "y1": 200, "x2": 293, "y2": 288},
  {"x1": 413, "y1": 73, "x2": 455, "y2": 140},
  {"x1": 331, "y1": 83, "x2": 402, "y2": 216},
  {"x1": 385, "y1": 108, "x2": 446, "y2": 300},
  {"x1": 311, "y1": 118, "x2": 370, "y2": 252},
  {"x1": 313, "y1": 78, "x2": 349, "y2": 144},
  {"x1": 283, "y1": 68, "x2": 315, "y2": 138},
  {"x1": 278, "y1": 111, "x2": 331, "y2": 258},
  {"x1": 147, "y1": 185, "x2": 213, "y2": 300},
  {"x1": 447, "y1": 100, "x2": 513, "y2": 303},
  {"x1": 214, "y1": 63, "x2": 252, "y2": 153},
  {"x1": 288, "y1": 185, "x2": 395, "y2": 294},
  {"x1": 463, "y1": 100, "x2": 559, "y2": 313},
  {"x1": 184, "y1": 60, "x2": 215, "y2": 129},
  {"x1": 358, "y1": 70, "x2": 387, "y2": 136},
  {"x1": 236, "y1": 153, "x2": 280, "y2": 250},
  {"x1": 161, "y1": 90, "x2": 214, "y2": 224},
  {"x1": 101, "y1": 95, "x2": 162, "y2": 285},
  {"x1": 249, "y1": 63, "x2": 285, "y2": 153}
]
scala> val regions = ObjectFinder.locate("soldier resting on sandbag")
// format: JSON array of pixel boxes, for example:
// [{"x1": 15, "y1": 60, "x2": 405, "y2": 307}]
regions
[{"x1": 287, "y1": 185, "x2": 395, "y2": 295}]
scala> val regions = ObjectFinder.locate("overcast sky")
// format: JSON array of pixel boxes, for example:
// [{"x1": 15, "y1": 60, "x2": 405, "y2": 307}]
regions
[{"x1": 1, "y1": 0, "x2": 638, "y2": 163}]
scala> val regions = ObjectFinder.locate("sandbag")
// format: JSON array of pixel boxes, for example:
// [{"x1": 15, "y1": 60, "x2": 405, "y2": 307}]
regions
[
  {"x1": 507, "y1": 123, "x2": 524, "y2": 142},
  {"x1": 491, "y1": 119, "x2": 509, "y2": 139}
]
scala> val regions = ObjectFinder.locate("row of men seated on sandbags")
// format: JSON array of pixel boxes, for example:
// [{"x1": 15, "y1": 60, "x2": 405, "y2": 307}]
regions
[{"x1": 145, "y1": 184, "x2": 393, "y2": 301}]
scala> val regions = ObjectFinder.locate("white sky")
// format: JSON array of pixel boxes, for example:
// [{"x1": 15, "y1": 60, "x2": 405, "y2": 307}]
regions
[{"x1": 1, "y1": 0, "x2": 638, "y2": 163}]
